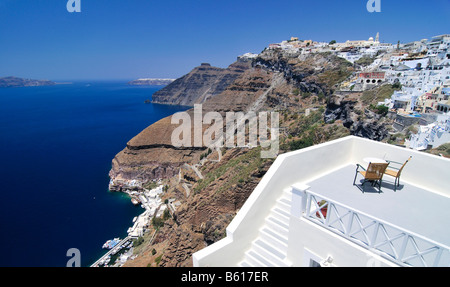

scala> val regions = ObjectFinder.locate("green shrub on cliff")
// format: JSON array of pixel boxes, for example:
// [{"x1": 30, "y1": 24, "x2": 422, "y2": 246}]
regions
[
  {"x1": 369, "y1": 104, "x2": 389, "y2": 116},
  {"x1": 152, "y1": 216, "x2": 164, "y2": 229},
  {"x1": 193, "y1": 147, "x2": 269, "y2": 195},
  {"x1": 355, "y1": 56, "x2": 375, "y2": 67},
  {"x1": 155, "y1": 254, "x2": 163, "y2": 266},
  {"x1": 361, "y1": 84, "x2": 401, "y2": 105},
  {"x1": 317, "y1": 57, "x2": 353, "y2": 87},
  {"x1": 133, "y1": 237, "x2": 144, "y2": 247}
]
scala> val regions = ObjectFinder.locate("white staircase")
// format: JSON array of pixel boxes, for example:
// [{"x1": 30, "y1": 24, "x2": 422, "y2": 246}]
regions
[{"x1": 239, "y1": 188, "x2": 293, "y2": 267}]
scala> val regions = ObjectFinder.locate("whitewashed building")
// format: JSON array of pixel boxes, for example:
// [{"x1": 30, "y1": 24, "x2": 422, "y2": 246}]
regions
[
  {"x1": 407, "y1": 113, "x2": 450, "y2": 150},
  {"x1": 391, "y1": 88, "x2": 421, "y2": 112},
  {"x1": 193, "y1": 136, "x2": 450, "y2": 267},
  {"x1": 427, "y1": 35, "x2": 450, "y2": 58},
  {"x1": 337, "y1": 51, "x2": 363, "y2": 63}
]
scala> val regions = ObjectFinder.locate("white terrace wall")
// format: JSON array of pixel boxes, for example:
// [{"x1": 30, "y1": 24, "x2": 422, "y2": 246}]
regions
[
  {"x1": 193, "y1": 136, "x2": 450, "y2": 266},
  {"x1": 350, "y1": 137, "x2": 450, "y2": 197},
  {"x1": 287, "y1": 217, "x2": 398, "y2": 267},
  {"x1": 193, "y1": 136, "x2": 354, "y2": 266}
]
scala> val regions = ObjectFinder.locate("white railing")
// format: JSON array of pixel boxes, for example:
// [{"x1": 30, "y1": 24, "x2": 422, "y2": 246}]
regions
[{"x1": 301, "y1": 190, "x2": 450, "y2": 267}]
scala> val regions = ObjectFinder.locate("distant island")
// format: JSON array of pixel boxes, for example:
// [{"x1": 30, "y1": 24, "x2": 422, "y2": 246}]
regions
[
  {"x1": 0, "y1": 76, "x2": 56, "y2": 88},
  {"x1": 127, "y1": 78, "x2": 176, "y2": 86}
]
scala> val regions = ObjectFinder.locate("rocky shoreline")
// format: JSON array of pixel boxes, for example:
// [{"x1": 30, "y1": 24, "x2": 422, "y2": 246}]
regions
[{"x1": 93, "y1": 184, "x2": 170, "y2": 267}]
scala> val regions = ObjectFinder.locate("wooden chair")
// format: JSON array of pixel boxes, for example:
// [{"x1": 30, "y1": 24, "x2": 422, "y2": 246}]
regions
[
  {"x1": 384, "y1": 156, "x2": 412, "y2": 191},
  {"x1": 353, "y1": 162, "x2": 389, "y2": 193}
]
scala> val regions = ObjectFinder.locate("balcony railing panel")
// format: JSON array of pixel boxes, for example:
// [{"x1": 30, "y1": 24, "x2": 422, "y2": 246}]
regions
[{"x1": 302, "y1": 190, "x2": 450, "y2": 267}]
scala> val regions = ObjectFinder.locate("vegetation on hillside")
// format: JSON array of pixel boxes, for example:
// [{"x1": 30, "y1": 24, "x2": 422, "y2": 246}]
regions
[
  {"x1": 361, "y1": 84, "x2": 402, "y2": 105},
  {"x1": 428, "y1": 143, "x2": 450, "y2": 158}
]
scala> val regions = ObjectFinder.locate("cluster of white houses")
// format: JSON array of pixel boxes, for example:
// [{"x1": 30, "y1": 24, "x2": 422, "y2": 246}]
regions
[
  {"x1": 376, "y1": 35, "x2": 450, "y2": 151},
  {"x1": 267, "y1": 33, "x2": 393, "y2": 62},
  {"x1": 265, "y1": 33, "x2": 450, "y2": 151}
]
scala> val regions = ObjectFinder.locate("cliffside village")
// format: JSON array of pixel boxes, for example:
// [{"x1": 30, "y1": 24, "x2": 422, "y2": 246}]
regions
[{"x1": 242, "y1": 33, "x2": 450, "y2": 152}]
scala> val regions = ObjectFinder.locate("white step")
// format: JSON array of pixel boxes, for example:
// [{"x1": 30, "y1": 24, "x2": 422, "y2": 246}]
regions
[
  {"x1": 251, "y1": 238, "x2": 292, "y2": 267},
  {"x1": 267, "y1": 215, "x2": 289, "y2": 230},
  {"x1": 260, "y1": 227, "x2": 288, "y2": 252},
  {"x1": 275, "y1": 198, "x2": 291, "y2": 213},
  {"x1": 253, "y1": 238, "x2": 285, "y2": 260},
  {"x1": 272, "y1": 207, "x2": 290, "y2": 224},
  {"x1": 245, "y1": 250, "x2": 273, "y2": 267},
  {"x1": 261, "y1": 226, "x2": 288, "y2": 244},
  {"x1": 265, "y1": 220, "x2": 288, "y2": 238},
  {"x1": 271, "y1": 212, "x2": 289, "y2": 228},
  {"x1": 274, "y1": 206, "x2": 290, "y2": 218},
  {"x1": 239, "y1": 261, "x2": 253, "y2": 267},
  {"x1": 243, "y1": 252, "x2": 263, "y2": 267},
  {"x1": 282, "y1": 187, "x2": 293, "y2": 199},
  {"x1": 280, "y1": 196, "x2": 291, "y2": 206},
  {"x1": 251, "y1": 248, "x2": 286, "y2": 267},
  {"x1": 239, "y1": 189, "x2": 293, "y2": 268}
]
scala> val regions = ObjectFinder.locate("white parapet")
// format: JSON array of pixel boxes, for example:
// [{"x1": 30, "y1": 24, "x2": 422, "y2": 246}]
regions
[{"x1": 193, "y1": 136, "x2": 450, "y2": 267}]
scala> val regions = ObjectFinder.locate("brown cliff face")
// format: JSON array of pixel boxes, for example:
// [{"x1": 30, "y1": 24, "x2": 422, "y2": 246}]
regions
[
  {"x1": 151, "y1": 60, "x2": 251, "y2": 106},
  {"x1": 123, "y1": 147, "x2": 273, "y2": 267},
  {"x1": 254, "y1": 50, "x2": 354, "y2": 96},
  {"x1": 202, "y1": 66, "x2": 277, "y2": 113},
  {"x1": 109, "y1": 64, "x2": 280, "y2": 191},
  {"x1": 109, "y1": 113, "x2": 205, "y2": 191},
  {"x1": 111, "y1": 50, "x2": 385, "y2": 267}
]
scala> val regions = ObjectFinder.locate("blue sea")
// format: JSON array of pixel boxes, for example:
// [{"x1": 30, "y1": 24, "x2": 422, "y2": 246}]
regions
[{"x1": 0, "y1": 82, "x2": 188, "y2": 267}]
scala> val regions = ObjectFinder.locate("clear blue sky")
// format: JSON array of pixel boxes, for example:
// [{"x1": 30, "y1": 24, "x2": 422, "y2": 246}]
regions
[{"x1": 0, "y1": 0, "x2": 449, "y2": 81}]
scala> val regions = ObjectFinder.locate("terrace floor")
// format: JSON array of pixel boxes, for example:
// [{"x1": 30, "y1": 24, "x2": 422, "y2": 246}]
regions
[{"x1": 303, "y1": 164, "x2": 450, "y2": 247}]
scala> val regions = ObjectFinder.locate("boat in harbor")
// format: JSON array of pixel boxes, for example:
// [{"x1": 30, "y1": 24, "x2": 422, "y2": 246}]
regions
[
  {"x1": 131, "y1": 197, "x2": 140, "y2": 205},
  {"x1": 102, "y1": 238, "x2": 121, "y2": 249}
]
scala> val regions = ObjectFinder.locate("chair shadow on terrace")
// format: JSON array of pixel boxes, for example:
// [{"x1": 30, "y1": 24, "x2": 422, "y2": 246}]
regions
[{"x1": 353, "y1": 177, "x2": 406, "y2": 194}]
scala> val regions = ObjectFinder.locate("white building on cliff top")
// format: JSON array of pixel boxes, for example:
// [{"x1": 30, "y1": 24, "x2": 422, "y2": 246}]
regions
[
  {"x1": 407, "y1": 113, "x2": 450, "y2": 151},
  {"x1": 193, "y1": 136, "x2": 450, "y2": 267}
]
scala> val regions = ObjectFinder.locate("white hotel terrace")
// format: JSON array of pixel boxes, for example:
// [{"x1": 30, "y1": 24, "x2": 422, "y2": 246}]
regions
[{"x1": 193, "y1": 136, "x2": 450, "y2": 267}]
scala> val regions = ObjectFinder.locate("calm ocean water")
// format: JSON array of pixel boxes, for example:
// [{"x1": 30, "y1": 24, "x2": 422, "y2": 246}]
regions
[{"x1": 0, "y1": 81, "x2": 188, "y2": 267}]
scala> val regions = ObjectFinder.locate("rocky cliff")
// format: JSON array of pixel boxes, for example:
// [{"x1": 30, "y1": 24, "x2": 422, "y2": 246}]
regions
[
  {"x1": 128, "y1": 78, "x2": 175, "y2": 86},
  {"x1": 109, "y1": 60, "x2": 277, "y2": 191},
  {"x1": 112, "y1": 48, "x2": 398, "y2": 267},
  {"x1": 150, "y1": 60, "x2": 251, "y2": 106},
  {"x1": 324, "y1": 84, "x2": 401, "y2": 142},
  {"x1": 109, "y1": 113, "x2": 205, "y2": 192}
]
